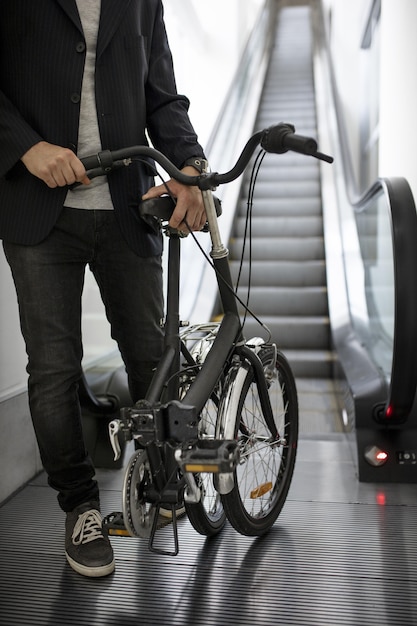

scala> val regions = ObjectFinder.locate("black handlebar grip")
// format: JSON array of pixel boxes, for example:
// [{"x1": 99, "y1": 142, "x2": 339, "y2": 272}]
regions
[
  {"x1": 81, "y1": 150, "x2": 115, "y2": 172},
  {"x1": 80, "y1": 154, "x2": 101, "y2": 170},
  {"x1": 261, "y1": 123, "x2": 318, "y2": 156}
]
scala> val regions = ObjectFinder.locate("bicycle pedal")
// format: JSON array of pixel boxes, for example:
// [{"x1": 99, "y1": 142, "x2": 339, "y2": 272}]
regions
[
  {"x1": 102, "y1": 511, "x2": 131, "y2": 537},
  {"x1": 177, "y1": 439, "x2": 239, "y2": 474}
]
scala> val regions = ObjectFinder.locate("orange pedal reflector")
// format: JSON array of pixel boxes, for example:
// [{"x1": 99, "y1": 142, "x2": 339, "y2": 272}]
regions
[
  {"x1": 250, "y1": 482, "x2": 273, "y2": 499},
  {"x1": 184, "y1": 463, "x2": 220, "y2": 473},
  {"x1": 108, "y1": 528, "x2": 131, "y2": 537}
]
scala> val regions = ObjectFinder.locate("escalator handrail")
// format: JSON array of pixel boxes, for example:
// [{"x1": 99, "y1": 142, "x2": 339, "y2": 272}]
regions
[
  {"x1": 379, "y1": 177, "x2": 417, "y2": 421},
  {"x1": 316, "y1": 0, "x2": 417, "y2": 422}
]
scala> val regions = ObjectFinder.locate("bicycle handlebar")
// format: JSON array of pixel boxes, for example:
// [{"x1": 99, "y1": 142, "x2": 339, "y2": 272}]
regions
[
  {"x1": 260, "y1": 123, "x2": 330, "y2": 159},
  {"x1": 79, "y1": 123, "x2": 333, "y2": 190}
]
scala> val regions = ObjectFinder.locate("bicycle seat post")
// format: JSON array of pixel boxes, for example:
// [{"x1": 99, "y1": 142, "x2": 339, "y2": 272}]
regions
[
  {"x1": 200, "y1": 187, "x2": 241, "y2": 326},
  {"x1": 201, "y1": 189, "x2": 228, "y2": 261}
]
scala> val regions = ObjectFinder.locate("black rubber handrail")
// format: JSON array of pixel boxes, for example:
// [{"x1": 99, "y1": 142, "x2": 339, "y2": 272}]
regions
[{"x1": 373, "y1": 177, "x2": 417, "y2": 421}]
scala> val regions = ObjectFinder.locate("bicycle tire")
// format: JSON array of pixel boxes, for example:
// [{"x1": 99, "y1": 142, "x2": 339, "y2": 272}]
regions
[
  {"x1": 184, "y1": 387, "x2": 227, "y2": 536},
  {"x1": 220, "y1": 346, "x2": 298, "y2": 536},
  {"x1": 180, "y1": 325, "x2": 227, "y2": 536}
]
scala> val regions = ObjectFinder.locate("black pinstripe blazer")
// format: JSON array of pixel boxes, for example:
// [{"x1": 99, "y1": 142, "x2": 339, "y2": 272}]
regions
[{"x1": 0, "y1": 0, "x2": 204, "y2": 255}]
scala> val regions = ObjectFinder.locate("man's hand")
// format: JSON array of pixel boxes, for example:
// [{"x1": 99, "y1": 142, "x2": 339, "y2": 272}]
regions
[
  {"x1": 21, "y1": 141, "x2": 90, "y2": 188},
  {"x1": 142, "y1": 166, "x2": 206, "y2": 233}
]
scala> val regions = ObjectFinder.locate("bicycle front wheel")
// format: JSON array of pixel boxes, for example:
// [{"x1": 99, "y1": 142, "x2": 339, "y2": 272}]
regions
[{"x1": 220, "y1": 346, "x2": 298, "y2": 536}]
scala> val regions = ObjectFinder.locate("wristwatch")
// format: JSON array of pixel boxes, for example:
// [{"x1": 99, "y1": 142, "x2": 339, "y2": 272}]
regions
[{"x1": 182, "y1": 156, "x2": 209, "y2": 174}]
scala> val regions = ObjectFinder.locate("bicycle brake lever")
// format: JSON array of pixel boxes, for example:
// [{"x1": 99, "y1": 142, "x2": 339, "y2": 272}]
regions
[
  {"x1": 109, "y1": 420, "x2": 122, "y2": 461},
  {"x1": 264, "y1": 343, "x2": 278, "y2": 381},
  {"x1": 67, "y1": 168, "x2": 103, "y2": 190},
  {"x1": 68, "y1": 159, "x2": 132, "y2": 189}
]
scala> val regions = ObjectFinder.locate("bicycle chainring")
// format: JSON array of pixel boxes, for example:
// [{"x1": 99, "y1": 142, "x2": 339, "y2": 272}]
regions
[{"x1": 122, "y1": 449, "x2": 156, "y2": 538}]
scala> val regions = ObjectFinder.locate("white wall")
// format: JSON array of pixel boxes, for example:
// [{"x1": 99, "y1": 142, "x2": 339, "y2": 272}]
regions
[
  {"x1": 322, "y1": 0, "x2": 417, "y2": 203},
  {"x1": 378, "y1": 0, "x2": 417, "y2": 200},
  {"x1": 163, "y1": 0, "x2": 263, "y2": 147},
  {"x1": 0, "y1": 255, "x2": 27, "y2": 399},
  {"x1": 321, "y1": 0, "x2": 374, "y2": 186}
]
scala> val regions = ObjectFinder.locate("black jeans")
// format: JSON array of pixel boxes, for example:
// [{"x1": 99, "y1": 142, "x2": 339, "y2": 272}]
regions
[{"x1": 3, "y1": 208, "x2": 164, "y2": 511}]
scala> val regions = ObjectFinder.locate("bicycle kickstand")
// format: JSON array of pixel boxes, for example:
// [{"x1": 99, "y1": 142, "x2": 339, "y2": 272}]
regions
[{"x1": 148, "y1": 503, "x2": 180, "y2": 557}]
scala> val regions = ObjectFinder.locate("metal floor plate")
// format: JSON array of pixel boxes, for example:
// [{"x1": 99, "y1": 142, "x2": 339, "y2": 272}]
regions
[{"x1": 1, "y1": 436, "x2": 416, "y2": 626}]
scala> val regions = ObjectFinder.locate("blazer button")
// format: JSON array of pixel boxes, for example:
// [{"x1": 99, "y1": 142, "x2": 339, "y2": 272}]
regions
[
  {"x1": 76, "y1": 41, "x2": 86, "y2": 53},
  {"x1": 71, "y1": 93, "x2": 81, "y2": 104}
]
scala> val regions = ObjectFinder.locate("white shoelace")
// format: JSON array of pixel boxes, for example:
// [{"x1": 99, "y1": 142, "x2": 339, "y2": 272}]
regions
[{"x1": 71, "y1": 509, "x2": 104, "y2": 546}]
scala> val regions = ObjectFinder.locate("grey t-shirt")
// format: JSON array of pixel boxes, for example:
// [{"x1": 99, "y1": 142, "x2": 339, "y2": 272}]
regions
[{"x1": 65, "y1": 0, "x2": 114, "y2": 210}]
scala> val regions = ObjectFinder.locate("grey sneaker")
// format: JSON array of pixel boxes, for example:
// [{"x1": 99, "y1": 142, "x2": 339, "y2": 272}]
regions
[{"x1": 65, "y1": 502, "x2": 115, "y2": 577}]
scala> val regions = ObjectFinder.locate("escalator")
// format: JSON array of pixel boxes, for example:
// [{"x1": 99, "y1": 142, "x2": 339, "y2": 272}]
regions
[
  {"x1": 80, "y1": 5, "x2": 343, "y2": 457},
  {"x1": 229, "y1": 5, "x2": 333, "y2": 379},
  {"x1": 312, "y1": 0, "x2": 417, "y2": 482},
  {"x1": 80, "y1": 0, "x2": 417, "y2": 482},
  {"x1": 224, "y1": 0, "x2": 417, "y2": 483}
]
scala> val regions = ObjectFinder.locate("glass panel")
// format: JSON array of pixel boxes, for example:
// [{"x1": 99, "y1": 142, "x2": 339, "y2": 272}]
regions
[{"x1": 346, "y1": 188, "x2": 394, "y2": 380}]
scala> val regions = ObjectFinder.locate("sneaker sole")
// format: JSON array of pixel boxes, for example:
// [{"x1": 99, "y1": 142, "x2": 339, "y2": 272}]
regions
[{"x1": 65, "y1": 552, "x2": 115, "y2": 577}]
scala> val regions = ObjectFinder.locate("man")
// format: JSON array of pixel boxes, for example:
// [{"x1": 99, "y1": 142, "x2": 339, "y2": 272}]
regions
[{"x1": 0, "y1": 0, "x2": 206, "y2": 577}]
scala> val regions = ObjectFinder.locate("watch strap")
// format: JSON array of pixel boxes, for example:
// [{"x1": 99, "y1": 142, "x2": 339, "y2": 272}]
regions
[{"x1": 182, "y1": 157, "x2": 209, "y2": 174}]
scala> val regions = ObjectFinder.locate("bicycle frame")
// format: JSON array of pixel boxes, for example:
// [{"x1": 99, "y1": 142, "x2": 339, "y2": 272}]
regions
[
  {"x1": 117, "y1": 185, "x2": 276, "y2": 468},
  {"x1": 87, "y1": 123, "x2": 332, "y2": 553},
  {"x1": 106, "y1": 186, "x2": 279, "y2": 555}
]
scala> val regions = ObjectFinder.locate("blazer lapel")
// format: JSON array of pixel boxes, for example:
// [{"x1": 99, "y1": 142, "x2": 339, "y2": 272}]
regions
[
  {"x1": 97, "y1": 0, "x2": 133, "y2": 60},
  {"x1": 55, "y1": 0, "x2": 83, "y2": 33}
]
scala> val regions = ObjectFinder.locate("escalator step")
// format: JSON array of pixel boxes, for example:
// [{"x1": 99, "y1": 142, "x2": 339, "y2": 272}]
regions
[
  {"x1": 230, "y1": 259, "x2": 326, "y2": 287},
  {"x1": 234, "y1": 216, "x2": 323, "y2": 238},
  {"x1": 229, "y1": 237, "x2": 325, "y2": 261},
  {"x1": 236, "y1": 285, "x2": 328, "y2": 316}
]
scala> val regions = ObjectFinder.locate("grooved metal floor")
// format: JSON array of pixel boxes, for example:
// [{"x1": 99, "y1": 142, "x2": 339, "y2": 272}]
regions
[{"x1": 1, "y1": 436, "x2": 417, "y2": 626}]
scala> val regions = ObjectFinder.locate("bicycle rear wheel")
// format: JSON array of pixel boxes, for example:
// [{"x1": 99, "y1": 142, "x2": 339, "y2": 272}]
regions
[
  {"x1": 220, "y1": 346, "x2": 298, "y2": 535},
  {"x1": 184, "y1": 387, "x2": 227, "y2": 536}
]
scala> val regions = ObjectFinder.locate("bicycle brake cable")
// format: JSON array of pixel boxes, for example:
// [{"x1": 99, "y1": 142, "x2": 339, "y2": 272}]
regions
[
  {"x1": 184, "y1": 228, "x2": 271, "y2": 340},
  {"x1": 144, "y1": 159, "x2": 272, "y2": 341},
  {"x1": 238, "y1": 148, "x2": 266, "y2": 329}
]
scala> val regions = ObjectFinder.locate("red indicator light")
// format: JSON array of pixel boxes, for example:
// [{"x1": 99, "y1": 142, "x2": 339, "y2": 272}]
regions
[
  {"x1": 364, "y1": 445, "x2": 389, "y2": 467},
  {"x1": 376, "y1": 493, "x2": 386, "y2": 505},
  {"x1": 385, "y1": 405, "x2": 393, "y2": 418}
]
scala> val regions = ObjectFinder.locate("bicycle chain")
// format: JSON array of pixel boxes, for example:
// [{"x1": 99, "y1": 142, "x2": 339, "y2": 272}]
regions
[{"x1": 123, "y1": 449, "x2": 154, "y2": 538}]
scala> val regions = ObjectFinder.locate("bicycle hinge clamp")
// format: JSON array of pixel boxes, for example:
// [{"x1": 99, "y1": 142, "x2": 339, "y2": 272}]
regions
[{"x1": 110, "y1": 401, "x2": 199, "y2": 453}]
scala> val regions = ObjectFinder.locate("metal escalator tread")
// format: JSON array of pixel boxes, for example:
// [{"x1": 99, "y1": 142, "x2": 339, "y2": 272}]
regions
[
  {"x1": 1, "y1": 457, "x2": 416, "y2": 625},
  {"x1": 231, "y1": 4, "x2": 333, "y2": 378}
]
